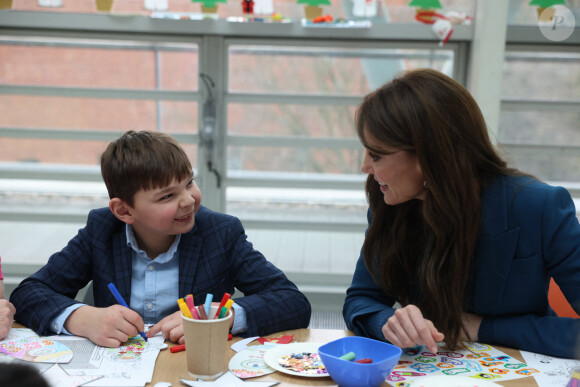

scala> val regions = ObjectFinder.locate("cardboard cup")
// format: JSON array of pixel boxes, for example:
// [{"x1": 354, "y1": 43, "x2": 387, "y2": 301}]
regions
[{"x1": 182, "y1": 305, "x2": 232, "y2": 380}]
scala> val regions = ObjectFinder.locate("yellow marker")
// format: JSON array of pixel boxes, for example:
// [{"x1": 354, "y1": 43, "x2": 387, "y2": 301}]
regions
[
  {"x1": 224, "y1": 299, "x2": 234, "y2": 314},
  {"x1": 177, "y1": 298, "x2": 192, "y2": 318}
]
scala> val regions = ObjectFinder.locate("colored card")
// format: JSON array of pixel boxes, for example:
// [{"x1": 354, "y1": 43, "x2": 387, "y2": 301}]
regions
[
  {"x1": 0, "y1": 336, "x2": 73, "y2": 363},
  {"x1": 387, "y1": 342, "x2": 535, "y2": 386},
  {"x1": 229, "y1": 343, "x2": 278, "y2": 379}
]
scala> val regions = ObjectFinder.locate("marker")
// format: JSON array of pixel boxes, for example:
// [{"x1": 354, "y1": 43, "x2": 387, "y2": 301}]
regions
[
  {"x1": 339, "y1": 352, "x2": 356, "y2": 361},
  {"x1": 355, "y1": 358, "x2": 373, "y2": 363},
  {"x1": 224, "y1": 299, "x2": 234, "y2": 315},
  {"x1": 184, "y1": 294, "x2": 200, "y2": 320},
  {"x1": 107, "y1": 283, "x2": 148, "y2": 342},
  {"x1": 217, "y1": 306, "x2": 228, "y2": 319},
  {"x1": 177, "y1": 298, "x2": 192, "y2": 319},
  {"x1": 213, "y1": 293, "x2": 231, "y2": 319},
  {"x1": 170, "y1": 344, "x2": 186, "y2": 353},
  {"x1": 197, "y1": 305, "x2": 208, "y2": 320},
  {"x1": 204, "y1": 293, "x2": 213, "y2": 317}
]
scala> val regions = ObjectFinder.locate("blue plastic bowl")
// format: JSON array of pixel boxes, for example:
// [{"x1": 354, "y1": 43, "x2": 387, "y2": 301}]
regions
[{"x1": 318, "y1": 336, "x2": 402, "y2": 387}]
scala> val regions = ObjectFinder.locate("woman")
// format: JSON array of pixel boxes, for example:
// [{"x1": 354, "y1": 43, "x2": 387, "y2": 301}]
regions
[
  {"x1": 343, "y1": 68, "x2": 580, "y2": 358},
  {"x1": 0, "y1": 256, "x2": 16, "y2": 340}
]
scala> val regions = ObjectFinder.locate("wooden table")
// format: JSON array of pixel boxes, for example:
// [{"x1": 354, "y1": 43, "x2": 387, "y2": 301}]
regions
[{"x1": 146, "y1": 329, "x2": 537, "y2": 386}]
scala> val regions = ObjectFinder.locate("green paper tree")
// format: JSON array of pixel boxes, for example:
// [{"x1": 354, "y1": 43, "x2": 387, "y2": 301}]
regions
[
  {"x1": 192, "y1": 0, "x2": 226, "y2": 9},
  {"x1": 297, "y1": 0, "x2": 331, "y2": 6},
  {"x1": 409, "y1": 0, "x2": 442, "y2": 9},
  {"x1": 529, "y1": 0, "x2": 566, "y2": 7}
]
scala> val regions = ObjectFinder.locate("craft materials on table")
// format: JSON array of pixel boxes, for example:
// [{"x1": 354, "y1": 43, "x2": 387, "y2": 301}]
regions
[
  {"x1": 386, "y1": 341, "x2": 539, "y2": 386},
  {"x1": 0, "y1": 327, "x2": 165, "y2": 387},
  {"x1": 181, "y1": 371, "x2": 279, "y2": 386},
  {"x1": 263, "y1": 342, "x2": 328, "y2": 377},
  {"x1": 0, "y1": 336, "x2": 73, "y2": 363},
  {"x1": 229, "y1": 342, "x2": 278, "y2": 379},
  {"x1": 521, "y1": 350, "x2": 580, "y2": 387}
]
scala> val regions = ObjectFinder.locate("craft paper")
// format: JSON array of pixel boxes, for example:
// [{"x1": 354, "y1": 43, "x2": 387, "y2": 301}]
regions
[
  {"x1": 521, "y1": 350, "x2": 580, "y2": 387},
  {"x1": 0, "y1": 336, "x2": 72, "y2": 363},
  {"x1": 181, "y1": 372, "x2": 279, "y2": 386},
  {"x1": 387, "y1": 342, "x2": 537, "y2": 386},
  {"x1": 256, "y1": 335, "x2": 294, "y2": 345},
  {"x1": 42, "y1": 364, "x2": 103, "y2": 387},
  {"x1": 229, "y1": 343, "x2": 278, "y2": 378}
]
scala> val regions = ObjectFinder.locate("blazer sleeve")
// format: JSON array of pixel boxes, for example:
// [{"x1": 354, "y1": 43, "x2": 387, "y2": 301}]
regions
[
  {"x1": 10, "y1": 213, "x2": 97, "y2": 336},
  {"x1": 343, "y1": 209, "x2": 398, "y2": 342},
  {"x1": 478, "y1": 185, "x2": 580, "y2": 358},
  {"x1": 223, "y1": 217, "x2": 312, "y2": 337}
]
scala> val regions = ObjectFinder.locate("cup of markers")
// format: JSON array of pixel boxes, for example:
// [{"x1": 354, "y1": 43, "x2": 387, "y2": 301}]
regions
[{"x1": 178, "y1": 293, "x2": 234, "y2": 381}]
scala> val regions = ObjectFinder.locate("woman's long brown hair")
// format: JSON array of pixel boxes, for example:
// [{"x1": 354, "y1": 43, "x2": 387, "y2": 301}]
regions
[{"x1": 356, "y1": 69, "x2": 518, "y2": 349}]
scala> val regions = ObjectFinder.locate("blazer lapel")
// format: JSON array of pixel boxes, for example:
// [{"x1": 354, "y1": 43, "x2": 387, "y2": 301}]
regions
[
  {"x1": 471, "y1": 177, "x2": 520, "y2": 315},
  {"x1": 178, "y1": 230, "x2": 202, "y2": 297},
  {"x1": 112, "y1": 231, "x2": 133, "y2": 302}
]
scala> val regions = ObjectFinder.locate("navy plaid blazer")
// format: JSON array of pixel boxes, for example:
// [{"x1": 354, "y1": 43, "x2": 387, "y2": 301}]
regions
[{"x1": 11, "y1": 205, "x2": 311, "y2": 337}]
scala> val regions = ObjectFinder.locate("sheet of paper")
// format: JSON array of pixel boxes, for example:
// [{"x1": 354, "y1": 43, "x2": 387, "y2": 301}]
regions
[
  {"x1": 53, "y1": 334, "x2": 165, "y2": 387},
  {"x1": 0, "y1": 328, "x2": 165, "y2": 387},
  {"x1": 521, "y1": 350, "x2": 580, "y2": 387},
  {"x1": 386, "y1": 342, "x2": 535, "y2": 386}
]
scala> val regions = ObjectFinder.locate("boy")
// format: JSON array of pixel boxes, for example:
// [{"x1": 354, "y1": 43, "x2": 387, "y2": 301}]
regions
[{"x1": 10, "y1": 130, "x2": 311, "y2": 347}]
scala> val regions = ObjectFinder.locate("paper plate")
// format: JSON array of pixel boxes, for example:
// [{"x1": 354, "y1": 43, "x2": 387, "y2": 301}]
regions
[
  {"x1": 229, "y1": 344, "x2": 277, "y2": 379},
  {"x1": 411, "y1": 375, "x2": 499, "y2": 387},
  {"x1": 263, "y1": 342, "x2": 329, "y2": 378}
]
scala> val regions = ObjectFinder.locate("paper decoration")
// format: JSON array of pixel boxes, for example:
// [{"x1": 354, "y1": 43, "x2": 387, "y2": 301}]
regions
[
  {"x1": 297, "y1": 0, "x2": 332, "y2": 20},
  {"x1": 386, "y1": 342, "x2": 537, "y2": 386},
  {"x1": 352, "y1": 0, "x2": 377, "y2": 18},
  {"x1": 192, "y1": 0, "x2": 227, "y2": 14},
  {"x1": 529, "y1": 0, "x2": 566, "y2": 21},
  {"x1": 257, "y1": 334, "x2": 294, "y2": 345},
  {"x1": 229, "y1": 343, "x2": 278, "y2": 378},
  {"x1": 181, "y1": 371, "x2": 279, "y2": 386},
  {"x1": 38, "y1": 0, "x2": 62, "y2": 6},
  {"x1": 232, "y1": 336, "x2": 260, "y2": 352},
  {"x1": 253, "y1": 0, "x2": 273, "y2": 15},
  {"x1": 144, "y1": 0, "x2": 168, "y2": 11},
  {"x1": 42, "y1": 364, "x2": 103, "y2": 387},
  {"x1": 0, "y1": 336, "x2": 72, "y2": 363}
]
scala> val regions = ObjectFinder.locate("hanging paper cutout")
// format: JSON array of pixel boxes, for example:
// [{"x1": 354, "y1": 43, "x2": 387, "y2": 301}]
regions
[
  {"x1": 352, "y1": 0, "x2": 377, "y2": 18},
  {"x1": 529, "y1": 0, "x2": 566, "y2": 22}
]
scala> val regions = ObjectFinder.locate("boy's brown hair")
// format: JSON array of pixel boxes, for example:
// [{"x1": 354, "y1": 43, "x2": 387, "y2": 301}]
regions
[{"x1": 101, "y1": 130, "x2": 192, "y2": 207}]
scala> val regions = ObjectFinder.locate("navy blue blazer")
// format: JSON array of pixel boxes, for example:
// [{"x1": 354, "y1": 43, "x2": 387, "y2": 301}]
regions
[
  {"x1": 11, "y1": 205, "x2": 311, "y2": 337},
  {"x1": 343, "y1": 175, "x2": 580, "y2": 358}
]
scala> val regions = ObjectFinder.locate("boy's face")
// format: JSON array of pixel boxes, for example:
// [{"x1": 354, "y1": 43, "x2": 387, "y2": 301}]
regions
[{"x1": 127, "y1": 173, "x2": 201, "y2": 242}]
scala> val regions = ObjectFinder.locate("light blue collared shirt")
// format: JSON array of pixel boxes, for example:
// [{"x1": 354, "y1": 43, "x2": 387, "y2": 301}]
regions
[{"x1": 51, "y1": 224, "x2": 247, "y2": 335}]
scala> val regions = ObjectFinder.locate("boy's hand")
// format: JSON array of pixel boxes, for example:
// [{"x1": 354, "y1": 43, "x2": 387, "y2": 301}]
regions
[
  {"x1": 0, "y1": 299, "x2": 16, "y2": 340},
  {"x1": 147, "y1": 311, "x2": 184, "y2": 344},
  {"x1": 147, "y1": 302, "x2": 236, "y2": 343},
  {"x1": 65, "y1": 305, "x2": 146, "y2": 348},
  {"x1": 382, "y1": 304, "x2": 444, "y2": 354}
]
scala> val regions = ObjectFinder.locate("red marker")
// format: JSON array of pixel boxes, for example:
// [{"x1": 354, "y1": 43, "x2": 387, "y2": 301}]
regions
[
  {"x1": 170, "y1": 344, "x2": 186, "y2": 353},
  {"x1": 214, "y1": 293, "x2": 231, "y2": 319},
  {"x1": 355, "y1": 358, "x2": 373, "y2": 363}
]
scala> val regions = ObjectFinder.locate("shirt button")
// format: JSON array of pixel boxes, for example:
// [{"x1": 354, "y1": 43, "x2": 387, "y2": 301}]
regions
[
  {"x1": 148, "y1": 265, "x2": 154, "y2": 271},
  {"x1": 52, "y1": 323, "x2": 59, "y2": 331},
  {"x1": 146, "y1": 303, "x2": 153, "y2": 310}
]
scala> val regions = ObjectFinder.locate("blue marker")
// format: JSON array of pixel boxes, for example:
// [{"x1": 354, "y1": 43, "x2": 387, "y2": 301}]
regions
[
  {"x1": 204, "y1": 293, "x2": 213, "y2": 317},
  {"x1": 107, "y1": 283, "x2": 148, "y2": 342}
]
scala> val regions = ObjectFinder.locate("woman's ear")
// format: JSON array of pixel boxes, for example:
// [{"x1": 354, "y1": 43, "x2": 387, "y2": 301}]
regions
[{"x1": 109, "y1": 198, "x2": 134, "y2": 224}]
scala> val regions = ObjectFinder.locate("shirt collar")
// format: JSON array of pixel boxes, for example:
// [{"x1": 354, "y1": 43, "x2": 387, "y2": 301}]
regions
[{"x1": 125, "y1": 224, "x2": 181, "y2": 263}]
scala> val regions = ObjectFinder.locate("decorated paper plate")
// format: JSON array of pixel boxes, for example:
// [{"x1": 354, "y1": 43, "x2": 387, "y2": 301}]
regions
[
  {"x1": 263, "y1": 342, "x2": 329, "y2": 378},
  {"x1": 412, "y1": 375, "x2": 499, "y2": 387},
  {"x1": 229, "y1": 343, "x2": 277, "y2": 379}
]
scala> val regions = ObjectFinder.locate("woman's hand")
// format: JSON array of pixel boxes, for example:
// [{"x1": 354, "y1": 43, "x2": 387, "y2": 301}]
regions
[{"x1": 382, "y1": 304, "x2": 444, "y2": 353}]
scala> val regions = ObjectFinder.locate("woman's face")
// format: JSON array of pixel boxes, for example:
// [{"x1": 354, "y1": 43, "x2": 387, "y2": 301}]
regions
[{"x1": 360, "y1": 130, "x2": 427, "y2": 205}]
